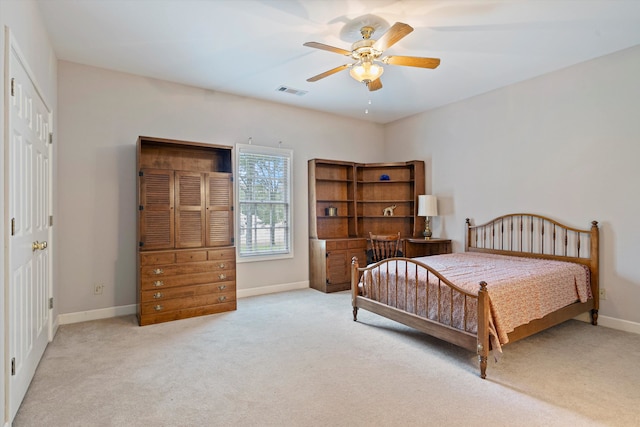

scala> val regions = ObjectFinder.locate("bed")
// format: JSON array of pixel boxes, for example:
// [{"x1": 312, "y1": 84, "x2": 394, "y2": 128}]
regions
[{"x1": 350, "y1": 213, "x2": 599, "y2": 379}]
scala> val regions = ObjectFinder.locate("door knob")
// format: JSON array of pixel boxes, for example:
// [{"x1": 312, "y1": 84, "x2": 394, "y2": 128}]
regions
[{"x1": 32, "y1": 241, "x2": 47, "y2": 251}]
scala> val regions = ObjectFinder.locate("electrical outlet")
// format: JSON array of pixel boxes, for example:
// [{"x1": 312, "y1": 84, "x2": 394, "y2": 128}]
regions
[
  {"x1": 599, "y1": 288, "x2": 606, "y2": 300},
  {"x1": 94, "y1": 283, "x2": 104, "y2": 295}
]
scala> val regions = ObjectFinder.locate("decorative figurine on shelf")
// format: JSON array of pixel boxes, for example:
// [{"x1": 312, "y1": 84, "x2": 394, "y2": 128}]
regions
[
  {"x1": 382, "y1": 205, "x2": 397, "y2": 216},
  {"x1": 380, "y1": 174, "x2": 390, "y2": 181}
]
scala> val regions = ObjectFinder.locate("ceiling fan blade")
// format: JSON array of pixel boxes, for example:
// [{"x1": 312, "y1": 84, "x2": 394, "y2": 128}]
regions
[
  {"x1": 367, "y1": 78, "x2": 382, "y2": 91},
  {"x1": 306, "y1": 64, "x2": 350, "y2": 82},
  {"x1": 372, "y1": 22, "x2": 414, "y2": 52},
  {"x1": 384, "y1": 56, "x2": 441, "y2": 69},
  {"x1": 303, "y1": 42, "x2": 351, "y2": 56}
]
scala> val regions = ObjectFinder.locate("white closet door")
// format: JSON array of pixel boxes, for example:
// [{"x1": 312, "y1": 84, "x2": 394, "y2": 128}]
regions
[{"x1": 7, "y1": 43, "x2": 52, "y2": 422}]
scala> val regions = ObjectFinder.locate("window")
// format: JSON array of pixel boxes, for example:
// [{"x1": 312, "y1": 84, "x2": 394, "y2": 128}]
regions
[{"x1": 236, "y1": 143, "x2": 292, "y2": 260}]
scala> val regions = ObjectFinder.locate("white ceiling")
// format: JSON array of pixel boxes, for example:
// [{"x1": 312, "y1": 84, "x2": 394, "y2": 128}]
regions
[{"x1": 37, "y1": 0, "x2": 640, "y2": 124}]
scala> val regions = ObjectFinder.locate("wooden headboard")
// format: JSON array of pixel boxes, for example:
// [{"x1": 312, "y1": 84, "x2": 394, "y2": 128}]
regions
[{"x1": 465, "y1": 213, "x2": 599, "y2": 313}]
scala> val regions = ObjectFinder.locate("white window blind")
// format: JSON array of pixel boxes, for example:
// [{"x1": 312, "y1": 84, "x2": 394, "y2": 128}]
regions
[{"x1": 236, "y1": 143, "x2": 292, "y2": 259}]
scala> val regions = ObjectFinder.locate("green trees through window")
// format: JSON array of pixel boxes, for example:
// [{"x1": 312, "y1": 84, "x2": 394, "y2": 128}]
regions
[{"x1": 236, "y1": 144, "x2": 292, "y2": 258}]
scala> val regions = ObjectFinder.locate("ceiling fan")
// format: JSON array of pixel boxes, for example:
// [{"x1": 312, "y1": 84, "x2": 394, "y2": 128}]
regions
[{"x1": 303, "y1": 22, "x2": 440, "y2": 92}]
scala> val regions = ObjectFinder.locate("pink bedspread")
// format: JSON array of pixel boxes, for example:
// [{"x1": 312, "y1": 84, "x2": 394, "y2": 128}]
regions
[{"x1": 360, "y1": 252, "x2": 591, "y2": 347}]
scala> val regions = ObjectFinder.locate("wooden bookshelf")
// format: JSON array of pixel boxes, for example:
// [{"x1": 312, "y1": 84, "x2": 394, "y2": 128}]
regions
[{"x1": 308, "y1": 159, "x2": 425, "y2": 292}]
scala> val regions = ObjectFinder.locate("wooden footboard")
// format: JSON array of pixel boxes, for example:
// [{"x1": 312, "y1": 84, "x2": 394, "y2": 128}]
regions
[
  {"x1": 351, "y1": 257, "x2": 492, "y2": 378},
  {"x1": 350, "y1": 214, "x2": 599, "y2": 379}
]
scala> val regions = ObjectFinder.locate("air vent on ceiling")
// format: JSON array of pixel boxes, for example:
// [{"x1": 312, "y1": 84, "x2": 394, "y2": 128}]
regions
[{"x1": 276, "y1": 86, "x2": 308, "y2": 96}]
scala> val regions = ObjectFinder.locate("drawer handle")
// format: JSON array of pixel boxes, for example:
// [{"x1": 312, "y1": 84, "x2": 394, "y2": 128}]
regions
[
  {"x1": 218, "y1": 296, "x2": 227, "y2": 302},
  {"x1": 153, "y1": 268, "x2": 164, "y2": 275},
  {"x1": 153, "y1": 281, "x2": 164, "y2": 287},
  {"x1": 218, "y1": 285, "x2": 226, "y2": 290},
  {"x1": 153, "y1": 292, "x2": 163, "y2": 299},
  {"x1": 154, "y1": 305, "x2": 163, "y2": 311},
  {"x1": 219, "y1": 273, "x2": 226, "y2": 280},
  {"x1": 218, "y1": 263, "x2": 226, "y2": 269}
]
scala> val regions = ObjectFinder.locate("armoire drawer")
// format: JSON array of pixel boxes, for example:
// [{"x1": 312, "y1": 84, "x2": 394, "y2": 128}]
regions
[
  {"x1": 140, "y1": 269, "x2": 236, "y2": 290},
  {"x1": 175, "y1": 250, "x2": 208, "y2": 263},
  {"x1": 140, "y1": 260, "x2": 235, "y2": 278},
  {"x1": 208, "y1": 248, "x2": 235, "y2": 260},
  {"x1": 140, "y1": 281, "x2": 235, "y2": 303},
  {"x1": 140, "y1": 248, "x2": 235, "y2": 265},
  {"x1": 138, "y1": 301, "x2": 237, "y2": 326},
  {"x1": 140, "y1": 290, "x2": 236, "y2": 315},
  {"x1": 140, "y1": 252, "x2": 176, "y2": 266}
]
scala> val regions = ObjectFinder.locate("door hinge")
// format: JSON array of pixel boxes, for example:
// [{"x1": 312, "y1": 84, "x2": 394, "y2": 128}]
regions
[
  {"x1": 230, "y1": 206, "x2": 234, "y2": 211},
  {"x1": 139, "y1": 241, "x2": 144, "y2": 247},
  {"x1": 49, "y1": 132, "x2": 53, "y2": 144},
  {"x1": 139, "y1": 205, "x2": 144, "y2": 211},
  {"x1": 49, "y1": 297, "x2": 54, "y2": 309},
  {"x1": 139, "y1": 170, "x2": 144, "y2": 177},
  {"x1": 230, "y1": 176, "x2": 233, "y2": 182},
  {"x1": 11, "y1": 78, "x2": 15, "y2": 96},
  {"x1": 11, "y1": 218, "x2": 16, "y2": 236},
  {"x1": 11, "y1": 358, "x2": 16, "y2": 376},
  {"x1": 231, "y1": 237, "x2": 235, "y2": 245},
  {"x1": 49, "y1": 215, "x2": 54, "y2": 226}
]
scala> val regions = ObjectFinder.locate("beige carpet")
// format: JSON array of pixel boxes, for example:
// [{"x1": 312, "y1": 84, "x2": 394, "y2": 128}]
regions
[{"x1": 13, "y1": 289, "x2": 640, "y2": 426}]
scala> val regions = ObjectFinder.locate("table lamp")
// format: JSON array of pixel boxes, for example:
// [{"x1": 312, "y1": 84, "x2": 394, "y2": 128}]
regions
[{"x1": 418, "y1": 195, "x2": 438, "y2": 239}]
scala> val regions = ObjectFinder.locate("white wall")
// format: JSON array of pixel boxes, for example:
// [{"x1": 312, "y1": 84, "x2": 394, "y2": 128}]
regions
[
  {"x1": 56, "y1": 60, "x2": 384, "y2": 314},
  {"x1": 1, "y1": 0, "x2": 58, "y2": 423},
  {"x1": 384, "y1": 44, "x2": 640, "y2": 325}
]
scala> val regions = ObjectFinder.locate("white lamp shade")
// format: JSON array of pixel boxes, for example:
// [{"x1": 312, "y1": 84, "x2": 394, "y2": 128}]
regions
[
  {"x1": 349, "y1": 60, "x2": 384, "y2": 83},
  {"x1": 418, "y1": 195, "x2": 438, "y2": 217}
]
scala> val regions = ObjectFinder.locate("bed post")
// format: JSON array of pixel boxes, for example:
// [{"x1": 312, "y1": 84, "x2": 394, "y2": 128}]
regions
[
  {"x1": 351, "y1": 256, "x2": 359, "y2": 321},
  {"x1": 477, "y1": 281, "x2": 490, "y2": 379},
  {"x1": 465, "y1": 218, "x2": 471, "y2": 252},
  {"x1": 590, "y1": 221, "x2": 599, "y2": 325}
]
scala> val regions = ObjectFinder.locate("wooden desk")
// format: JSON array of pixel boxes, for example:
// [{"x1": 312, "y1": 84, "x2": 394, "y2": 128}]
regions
[{"x1": 403, "y1": 238, "x2": 452, "y2": 258}]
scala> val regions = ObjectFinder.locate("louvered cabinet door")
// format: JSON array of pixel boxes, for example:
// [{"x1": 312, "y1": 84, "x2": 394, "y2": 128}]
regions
[
  {"x1": 140, "y1": 169, "x2": 175, "y2": 250},
  {"x1": 206, "y1": 172, "x2": 234, "y2": 247},
  {"x1": 175, "y1": 171, "x2": 205, "y2": 248}
]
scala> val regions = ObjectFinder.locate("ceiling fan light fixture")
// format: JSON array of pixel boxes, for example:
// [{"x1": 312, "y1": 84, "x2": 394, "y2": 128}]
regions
[
  {"x1": 349, "y1": 60, "x2": 384, "y2": 83},
  {"x1": 304, "y1": 21, "x2": 438, "y2": 90}
]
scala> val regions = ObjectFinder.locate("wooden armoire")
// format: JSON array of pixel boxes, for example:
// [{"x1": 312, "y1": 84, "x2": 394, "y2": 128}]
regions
[{"x1": 136, "y1": 136, "x2": 236, "y2": 325}]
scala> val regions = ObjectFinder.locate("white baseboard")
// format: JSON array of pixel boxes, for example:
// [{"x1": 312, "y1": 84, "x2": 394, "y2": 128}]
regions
[
  {"x1": 57, "y1": 281, "x2": 310, "y2": 325},
  {"x1": 58, "y1": 304, "x2": 137, "y2": 325},
  {"x1": 574, "y1": 312, "x2": 640, "y2": 334},
  {"x1": 237, "y1": 280, "x2": 309, "y2": 298}
]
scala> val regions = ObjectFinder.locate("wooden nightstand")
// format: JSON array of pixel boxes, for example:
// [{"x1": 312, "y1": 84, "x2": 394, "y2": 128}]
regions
[{"x1": 403, "y1": 238, "x2": 452, "y2": 258}]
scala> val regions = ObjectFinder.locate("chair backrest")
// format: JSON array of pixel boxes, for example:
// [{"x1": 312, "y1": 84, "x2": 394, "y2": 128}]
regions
[{"x1": 369, "y1": 232, "x2": 401, "y2": 262}]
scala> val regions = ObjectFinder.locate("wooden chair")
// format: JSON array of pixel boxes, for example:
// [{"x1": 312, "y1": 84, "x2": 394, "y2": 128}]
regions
[{"x1": 368, "y1": 232, "x2": 401, "y2": 262}]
